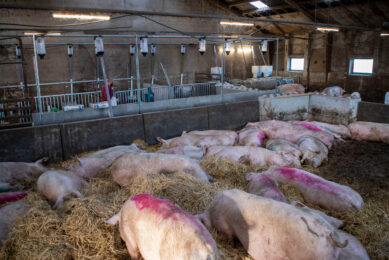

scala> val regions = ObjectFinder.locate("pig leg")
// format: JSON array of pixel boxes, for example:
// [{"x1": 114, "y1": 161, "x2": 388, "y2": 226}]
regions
[
  {"x1": 71, "y1": 190, "x2": 84, "y2": 199},
  {"x1": 53, "y1": 196, "x2": 64, "y2": 209},
  {"x1": 120, "y1": 225, "x2": 140, "y2": 259}
]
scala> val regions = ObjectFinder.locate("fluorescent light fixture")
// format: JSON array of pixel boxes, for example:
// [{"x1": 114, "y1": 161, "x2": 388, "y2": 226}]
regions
[
  {"x1": 24, "y1": 32, "x2": 61, "y2": 35},
  {"x1": 380, "y1": 33, "x2": 389, "y2": 36},
  {"x1": 220, "y1": 21, "x2": 254, "y2": 26},
  {"x1": 250, "y1": 1, "x2": 269, "y2": 9},
  {"x1": 316, "y1": 27, "x2": 339, "y2": 32},
  {"x1": 53, "y1": 13, "x2": 110, "y2": 20}
]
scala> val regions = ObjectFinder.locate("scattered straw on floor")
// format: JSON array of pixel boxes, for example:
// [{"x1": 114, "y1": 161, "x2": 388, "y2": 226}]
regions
[{"x1": 0, "y1": 140, "x2": 388, "y2": 260}]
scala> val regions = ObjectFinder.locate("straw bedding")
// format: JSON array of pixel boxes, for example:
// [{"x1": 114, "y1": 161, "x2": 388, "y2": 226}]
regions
[{"x1": 0, "y1": 140, "x2": 388, "y2": 259}]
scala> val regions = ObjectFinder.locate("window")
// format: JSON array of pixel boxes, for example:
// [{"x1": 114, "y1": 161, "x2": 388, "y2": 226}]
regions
[
  {"x1": 288, "y1": 57, "x2": 304, "y2": 72},
  {"x1": 349, "y1": 58, "x2": 374, "y2": 76},
  {"x1": 250, "y1": 1, "x2": 269, "y2": 10}
]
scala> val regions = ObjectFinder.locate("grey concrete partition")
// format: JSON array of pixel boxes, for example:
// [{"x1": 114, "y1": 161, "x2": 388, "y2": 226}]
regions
[
  {"x1": 357, "y1": 102, "x2": 389, "y2": 123},
  {"x1": 208, "y1": 101, "x2": 259, "y2": 130},
  {"x1": 60, "y1": 114, "x2": 144, "y2": 159},
  {"x1": 143, "y1": 107, "x2": 209, "y2": 144},
  {"x1": 0, "y1": 124, "x2": 63, "y2": 162}
]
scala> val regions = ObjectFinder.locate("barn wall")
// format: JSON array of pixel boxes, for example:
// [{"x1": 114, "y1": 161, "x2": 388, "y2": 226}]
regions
[
  {"x1": 0, "y1": 0, "x2": 257, "y2": 98},
  {"x1": 0, "y1": 100, "x2": 259, "y2": 162}
]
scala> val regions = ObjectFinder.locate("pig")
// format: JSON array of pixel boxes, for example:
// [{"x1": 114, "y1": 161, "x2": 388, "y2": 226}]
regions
[
  {"x1": 291, "y1": 201, "x2": 343, "y2": 229},
  {"x1": 245, "y1": 172, "x2": 286, "y2": 202},
  {"x1": 37, "y1": 170, "x2": 88, "y2": 209},
  {"x1": 66, "y1": 144, "x2": 143, "y2": 179},
  {"x1": 259, "y1": 122, "x2": 335, "y2": 148},
  {"x1": 106, "y1": 194, "x2": 218, "y2": 260},
  {"x1": 157, "y1": 145, "x2": 205, "y2": 159},
  {"x1": 277, "y1": 83, "x2": 305, "y2": 94},
  {"x1": 263, "y1": 167, "x2": 364, "y2": 211},
  {"x1": 111, "y1": 152, "x2": 213, "y2": 186},
  {"x1": 157, "y1": 132, "x2": 236, "y2": 148},
  {"x1": 185, "y1": 129, "x2": 237, "y2": 141},
  {"x1": 322, "y1": 86, "x2": 345, "y2": 97},
  {"x1": 297, "y1": 135, "x2": 328, "y2": 168},
  {"x1": 266, "y1": 138, "x2": 302, "y2": 159},
  {"x1": 291, "y1": 121, "x2": 344, "y2": 141},
  {"x1": 204, "y1": 145, "x2": 301, "y2": 167},
  {"x1": 0, "y1": 192, "x2": 27, "y2": 205},
  {"x1": 0, "y1": 159, "x2": 47, "y2": 185},
  {"x1": 348, "y1": 121, "x2": 389, "y2": 144},
  {"x1": 197, "y1": 189, "x2": 349, "y2": 260},
  {"x1": 309, "y1": 121, "x2": 351, "y2": 139},
  {"x1": 0, "y1": 201, "x2": 28, "y2": 246},
  {"x1": 238, "y1": 126, "x2": 265, "y2": 147}
]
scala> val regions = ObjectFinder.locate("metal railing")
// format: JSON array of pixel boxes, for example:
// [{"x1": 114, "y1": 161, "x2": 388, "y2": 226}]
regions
[{"x1": 33, "y1": 82, "x2": 219, "y2": 112}]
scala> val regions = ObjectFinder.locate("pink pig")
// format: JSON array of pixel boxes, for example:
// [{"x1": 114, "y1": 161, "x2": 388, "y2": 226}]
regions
[
  {"x1": 238, "y1": 125, "x2": 265, "y2": 147},
  {"x1": 263, "y1": 167, "x2": 364, "y2": 211},
  {"x1": 106, "y1": 194, "x2": 218, "y2": 260},
  {"x1": 246, "y1": 172, "x2": 286, "y2": 202},
  {"x1": 348, "y1": 121, "x2": 389, "y2": 144}
]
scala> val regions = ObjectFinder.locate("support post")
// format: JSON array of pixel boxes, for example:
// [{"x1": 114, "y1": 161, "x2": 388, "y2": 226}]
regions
[
  {"x1": 69, "y1": 55, "x2": 74, "y2": 104},
  {"x1": 135, "y1": 36, "x2": 142, "y2": 113},
  {"x1": 275, "y1": 38, "x2": 279, "y2": 89},
  {"x1": 99, "y1": 56, "x2": 113, "y2": 118},
  {"x1": 221, "y1": 42, "x2": 225, "y2": 102},
  {"x1": 32, "y1": 34, "x2": 43, "y2": 117},
  {"x1": 17, "y1": 38, "x2": 28, "y2": 97}
]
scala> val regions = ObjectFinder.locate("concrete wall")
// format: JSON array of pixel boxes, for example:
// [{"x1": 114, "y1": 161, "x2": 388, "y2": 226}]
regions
[
  {"x1": 357, "y1": 102, "x2": 389, "y2": 123},
  {"x1": 0, "y1": 100, "x2": 259, "y2": 162},
  {"x1": 258, "y1": 93, "x2": 360, "y2": 124}
]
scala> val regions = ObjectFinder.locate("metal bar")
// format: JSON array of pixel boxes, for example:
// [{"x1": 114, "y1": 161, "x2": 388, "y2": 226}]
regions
[
  {"x1": 135, "y1": 36, "x2": 141, "y2": 113},
  {"x1": 221, "y1": 43, "x2": 225, "y2": 102},
  {"x1": 275, "y1": 38, "x2": 279, "y2": 89},
  {"x1": 17, "y1": 38, "x2": 29, "y2": 98},
  {"x1": 100, "y1": 56, "x2": 113, "y2": 118},
  {"x1": 69, "y1": 55, "x2": 74, "y2": 104},
  {"x1": 32, "y1": 34, "x2": 43, "y2": 117}
]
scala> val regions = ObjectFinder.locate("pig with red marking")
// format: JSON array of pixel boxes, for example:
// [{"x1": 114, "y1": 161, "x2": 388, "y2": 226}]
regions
[
  {"x1": 197, "y1": 189, "x2": 350, "y2": 260},
  {"x1": 106, "y1": 194, "x2": 218, "y2": 260},
  {"x1": 246, "y1": 172, "x2": 286, "y2": 202},
  {"x1": 238, "y1": 125, "x2": 266, "y2": 147},
  {"x1": 263, "y1": 167, "x2": 364, "y2": 211},
  {"x1": 0, "y1": 159, "x2": 47, "y2": 185},
  {"x1": 205, "y1": 145, "x2": 301, "y2": 167},
  {"x1": 37, "y1": 170, "x2": 88, "y2": 208},
  {"x1": 111, "y1": 152, "x2": 213, "y2": 186}
]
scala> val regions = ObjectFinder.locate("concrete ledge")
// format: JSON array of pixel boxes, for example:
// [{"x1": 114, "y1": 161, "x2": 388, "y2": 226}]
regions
[
  {"x1": 357, "y1": 102, "x2": 389, "y2": 123},
  {"x1": 0, "y1": 124, "x2": 63, "y2": 162},
  {"x1": 143, "y1": 107, "x2": 209, "y2": 144},
  {"x1": 60, "y1": 114, "x2": 144, "y2": 159},
  {"x1": 208, "y1": 101, "x2": 259, "y2": 130}
]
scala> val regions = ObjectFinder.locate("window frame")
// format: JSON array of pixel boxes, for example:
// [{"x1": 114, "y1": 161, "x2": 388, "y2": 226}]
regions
[
  {"x1": 349, "y1": 58, "x2": 374, "y2": 76},
  {"x1": 287, "y1": 57, "x2": 305, "y2": 73}
]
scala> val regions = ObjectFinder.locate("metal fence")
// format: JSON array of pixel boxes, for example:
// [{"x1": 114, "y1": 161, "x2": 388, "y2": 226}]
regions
[
  {"x1": 0, "y1": 99, "x2": 33, "y2": 128},
  {"x1": 34, "y1": 82, "x2": 218, "y2": 111}
]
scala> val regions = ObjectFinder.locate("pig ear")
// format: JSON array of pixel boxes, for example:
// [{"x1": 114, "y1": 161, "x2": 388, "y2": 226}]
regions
[
  {"x1": 245, "y1": 172, "x2": 255, "y2": 181},
  {"x1": 75, "y1": 157, "x2": 83, "y2": 166},
  {"x1": 181, "y1": 131, "x2": 187, "y2": 135},
  {"x1": 238, "y1": 155, "x2": 251, "y2": 165},
  {"x1": 35, "y1": 158, "x2": 44, "y2": 164},
  {"x1": 106, "y1": 213, "x2": 121, "y2": 225},
  {"x1": 156, "y1": 137, "x2": 166, "y2": 144}
]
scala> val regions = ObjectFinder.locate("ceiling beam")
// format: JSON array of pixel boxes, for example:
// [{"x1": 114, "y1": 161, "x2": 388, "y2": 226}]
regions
[
  {"x1": 283, "y1": 0, "x2": 319, "y2": 22},
  {"x1": 206, "y1": 0, "x2": 243, "y2": 17},
  {"x1": 228, "y1": 0, "x2": 255, "y2": 7},
  {"x1": 338, "y1": 0, "x2": 369, "y2": 27}
]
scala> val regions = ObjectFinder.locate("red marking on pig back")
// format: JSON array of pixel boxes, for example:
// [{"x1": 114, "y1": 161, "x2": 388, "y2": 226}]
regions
[
  {"x1": 257, "y1": 174, "x2": 276, "y2": 187},
  {"x1": 0, "y1": 192, "x2": 27, "y2": 205},
  {"x1": 293, "y1": 122, "x2": 322, "y2": 131},
  {"x1": 257, "y1": 132, "x2": 265, "y2": 144},
  {"x1": 277, "y1": 168, "x2": 341, "y2": 195},
  {"x1": 130, "y1": 194, "x2": 214, "y2": 245}
]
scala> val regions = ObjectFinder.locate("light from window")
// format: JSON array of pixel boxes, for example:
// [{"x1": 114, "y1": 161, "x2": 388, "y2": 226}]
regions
[
  {"x1": 288, "y1": 58, "x2": 304, "y2": 72},
  {"x1": 250, "y1": 1, "x2": 269, "y2": 9},
  {"x1": 351, "y1": 58, "x2": 373, "y2": 75}
]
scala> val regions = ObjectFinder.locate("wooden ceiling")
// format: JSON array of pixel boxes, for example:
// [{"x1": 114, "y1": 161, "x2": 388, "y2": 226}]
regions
[{"x1": 209, "y1": 0, "x2": 389, "y2": 35}]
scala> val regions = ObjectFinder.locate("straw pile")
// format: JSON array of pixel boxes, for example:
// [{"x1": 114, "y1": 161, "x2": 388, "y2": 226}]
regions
[{"x1": 0, "y1": 141, "x2": 388, "y2": 260}]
